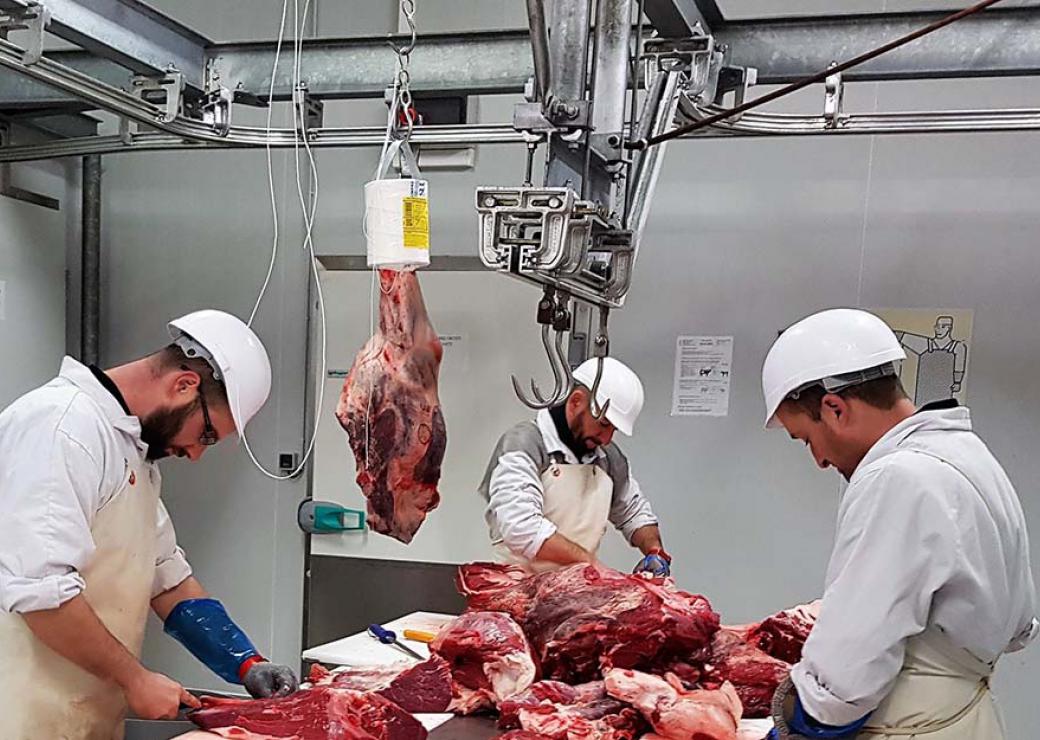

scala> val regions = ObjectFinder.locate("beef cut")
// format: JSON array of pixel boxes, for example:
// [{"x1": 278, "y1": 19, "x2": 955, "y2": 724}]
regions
[
  {"x1": 498, "y1": 681, "x2": 610, "y2": 729},
  {"x1": 307, "y1": 655, "x2": 453, "y2": 713},
  {"x1": 498, "y1": 680, "x2": 643, "y2": 740},
  {"x1": 336, "y1": 269, "x2": 446, "y2": 543},
  {"x1": 515, "y1": 701, "x2": 644, "y2": 740},
  {"x1": 431, "y1": 611, "x2": 538, "y2": 714},
  {"x1": 457, "y1": 563, "x2": 720, "y2": 683},
  {"x1": 604, "y1": 669, "x2": 742, "y2": 740},
  {"x1": 746, "y1": 602, "x2": 819, "y2": 664},
  {"x1": 190, "y1": 687, "x2": 427, "y2": 740},
  {"x1": 703, "y1": 630, "x2": 790, "y2": 718}
]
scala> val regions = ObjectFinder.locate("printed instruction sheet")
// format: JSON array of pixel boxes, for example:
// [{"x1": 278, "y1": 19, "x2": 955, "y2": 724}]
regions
[{"x1": 671, "y1": 335, "x2": 733, "y2": 417}]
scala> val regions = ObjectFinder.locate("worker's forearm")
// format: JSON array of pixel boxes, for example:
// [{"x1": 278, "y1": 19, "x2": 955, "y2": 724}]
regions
[
  {"x1": 151, "y1": 575, "x2": 209, "y2": 621},
  {"x1": 535, "y1": 533, "x2": 596, "y2": 565},
  {"x1": 630, "y1": 524, "x2": 664, "y2": 555},
  {"x1": 21, "y1": 594, "x2": 143, "y2": 689}
]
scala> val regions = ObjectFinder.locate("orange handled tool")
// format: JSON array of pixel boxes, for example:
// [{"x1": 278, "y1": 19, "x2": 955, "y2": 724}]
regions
[{"x1": 403, "y1": 629, "x2": 437, "y2": 644}]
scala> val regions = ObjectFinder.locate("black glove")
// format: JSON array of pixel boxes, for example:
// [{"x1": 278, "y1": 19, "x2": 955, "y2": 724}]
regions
[{"x1": 243, "y1": 662, "x2": 299, "y2": 698}]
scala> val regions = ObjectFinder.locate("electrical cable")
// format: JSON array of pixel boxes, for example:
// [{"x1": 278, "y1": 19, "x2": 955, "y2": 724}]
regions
[
  {"x1": 240, "y1": 0, "x2": 328, "y2": 480},
  {"x1": 630, "y1": 0, "x2": 1006, "y2": 149}
]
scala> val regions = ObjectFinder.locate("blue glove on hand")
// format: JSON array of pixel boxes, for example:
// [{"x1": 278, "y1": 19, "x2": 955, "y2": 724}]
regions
[
  {"x1": 633, "y1": 548, "x2": 671, "y2": 577},
  {"x1": 771, "y1": 681, "x2": 869, "y2": 740},
  {"x1": 164, "y1": 598, "x2": 262, "y2": 685}
]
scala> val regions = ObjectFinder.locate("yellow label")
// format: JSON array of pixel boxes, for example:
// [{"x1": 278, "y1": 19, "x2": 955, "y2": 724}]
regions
[{"x1": 402, "y1": 196, "x2": 430, "y2": 249}]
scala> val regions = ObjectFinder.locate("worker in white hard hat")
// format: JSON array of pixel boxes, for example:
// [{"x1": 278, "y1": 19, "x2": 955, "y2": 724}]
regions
[
  {"x1": 761, "y1": 308, "x2": 1037, "y2": 740},
  {"x1": 479, "y1": 356, "x2": 670, "y2": 576},
  {"x1": 0, "y1": 310, "x2": 299, "y2": 739}
]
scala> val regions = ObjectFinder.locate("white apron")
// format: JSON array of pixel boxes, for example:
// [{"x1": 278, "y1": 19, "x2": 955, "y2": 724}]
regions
[
  {"x1": 0, "y1": 456, "x2": 160, "y2": 740},
  {"x1": 858, "y1": 627, "x2": 1004, "y2": 739},
  {"x1": 495, "y1": 461, "x2": 614, "y2": 572}
]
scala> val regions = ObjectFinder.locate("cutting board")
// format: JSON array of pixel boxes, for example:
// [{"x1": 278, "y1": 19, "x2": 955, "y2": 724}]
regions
[{"x1": 301, "y1": 611, "x2": 457, "y2": 666}]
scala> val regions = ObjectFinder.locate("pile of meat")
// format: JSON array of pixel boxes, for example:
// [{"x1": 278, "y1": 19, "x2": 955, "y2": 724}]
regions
[
  {"x1": 336, "y1": 269, "x2": 446, "y2": 544},
  {"x1": 188, "y1": 563, "x2": 817, "y2": 740},
  {"x1": 443, "y1": 563, "x2": 817, "y2": 739}
]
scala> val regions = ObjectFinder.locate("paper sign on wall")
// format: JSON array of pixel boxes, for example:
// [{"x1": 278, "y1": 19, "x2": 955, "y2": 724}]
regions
[
  {"x1": 671, "y1": 336, "x2": 733, "y2": 417},
  {"x1": 874, "y1": 308, "x2": 974, "y2": 406}
]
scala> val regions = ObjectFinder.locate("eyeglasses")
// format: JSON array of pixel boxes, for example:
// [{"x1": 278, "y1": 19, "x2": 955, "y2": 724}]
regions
[{"x1": 197, "y1": 390, "x2": 219, "y2": 446}]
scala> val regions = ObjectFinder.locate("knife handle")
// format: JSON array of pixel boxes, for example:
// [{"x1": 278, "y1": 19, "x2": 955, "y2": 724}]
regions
[
  {"x1": 368, "y1": 623, "x2": 396, "y2": 644},
  {"x1": 403, "y1": 629, "x2": 436, "y2": 643}
]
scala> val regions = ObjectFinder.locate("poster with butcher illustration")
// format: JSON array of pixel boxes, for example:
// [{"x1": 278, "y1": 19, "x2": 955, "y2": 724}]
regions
[{"x1": 874, "y1": 308, "x2": 974, "y2": 407}]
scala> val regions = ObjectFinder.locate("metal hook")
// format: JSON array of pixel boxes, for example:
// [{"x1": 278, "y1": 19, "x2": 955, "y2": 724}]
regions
[
  {"x1": 511, "y1": 288, "x2": 578, "y2": 410},
  {"x1": 512, "y1": 304, "x2": 564, "y2": 409},
  {"x1": 587, "y1": 355, "x2": 611, "y2": 420},
  {"x1": 588, "y1": 307, "x2": 611, "y2": 421},
  {"x1": 527, "y1": 324, "x2": 565, "y2": 405}
]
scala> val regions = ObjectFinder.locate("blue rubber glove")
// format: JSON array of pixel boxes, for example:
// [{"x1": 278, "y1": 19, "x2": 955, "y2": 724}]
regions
[
  {"x1": 790, "y1": 696, "x2": 869, "y2": 738},
  {"x1": 633, "y1": 548, "x2": 671, "y2": 577},
  {"x1": 163, "y1": 598, "x2": 261, "y2": 685},
  {"x1": 770, "y1": 696, "x2": 869, "y2": 739}
]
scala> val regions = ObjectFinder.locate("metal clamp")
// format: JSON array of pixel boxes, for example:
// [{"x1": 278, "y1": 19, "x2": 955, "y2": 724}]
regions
[
  {"x1": 824, "y1": 63, "x2": 845, "y2": 128},
  {"x1": 295, "y1": 82, "x2": 324, "y2": 135},
  {"x1": 132, "y1": 70, "x2": 185, "y2": 124},
  {"x1": 0, "y1": 2, "x2": 50, "y2": 66},
  {"x1": 476, "y1": 186, "x2": 634, "y2": 309},
  {"x1": 200, "y1": 86, "x2": 232, "y2": 137}
]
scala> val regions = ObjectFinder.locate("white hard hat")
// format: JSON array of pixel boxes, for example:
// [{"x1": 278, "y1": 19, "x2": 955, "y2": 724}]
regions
[
  {"x1": 168, "y1": 310, "x2": 272, "y2": 436},
  {"x1": 761, "y1": 308, "x2": 905, "y2": 429},
  {"x1": 572, "y1": 357, "x2": 645, "y2": 436}
]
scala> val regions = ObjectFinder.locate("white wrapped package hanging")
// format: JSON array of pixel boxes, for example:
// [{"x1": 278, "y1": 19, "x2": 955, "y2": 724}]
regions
[{"x1": 365, "y1": 139, "x2": 430, "y2": 270}]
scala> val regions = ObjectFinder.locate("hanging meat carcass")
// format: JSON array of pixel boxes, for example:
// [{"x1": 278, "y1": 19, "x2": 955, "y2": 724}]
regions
[{"x1": 336, "y1": 269, "x2": 447, "y2": 543}]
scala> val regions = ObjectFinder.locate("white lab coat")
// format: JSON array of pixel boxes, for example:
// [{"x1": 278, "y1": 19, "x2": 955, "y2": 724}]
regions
[
  {"x1": 0, "y1": 357, "x2": 192, "y2": 612},
  {"x1": 792, "y1": 404, "x2": 1038, "y2": 727}
]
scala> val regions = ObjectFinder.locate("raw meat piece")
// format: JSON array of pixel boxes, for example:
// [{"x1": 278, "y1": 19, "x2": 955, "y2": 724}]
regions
[
  {"x1": 498, "y1": 680, "x2": 639, "y2": 738},
  {"x1": 457, "y1": 563, "x2": 719, "y2": 683},
  {"x1": 497, "y1": 733, "x2": 550, "y2": 740},
  {"x1": 307, "y1": 656, "x2": 453, "y2": 713},
  {"x1": 504, "y1": 681, "x2": 644, "y2": 740},
  {"x1": 336, "y1": 269, "x2": 446, "y2": 544},
  {"x1": 498, "y1": 681, "x2": 607, "y2": 729},
  {"x1": 604, "y1": 668, "x2": 742, "y2": 740},
  {"x1": 431, "y1": 611, "x2": 538, "y2": 714},
  {"x1": 746, "y1": 602, "x2": 819, "y2": 664},
  {"x1": 517, "y1": 701, "x2": 644, "y2": 740},
  {"x1": 190, "y1": 687, "x2": 427, "y2": 740},
  {"x1": 704, "y1": 630, "x2": 790, "y2": 718},
  {"x1": 457, "y1": 562, "x2": 533, "y2": 621}
]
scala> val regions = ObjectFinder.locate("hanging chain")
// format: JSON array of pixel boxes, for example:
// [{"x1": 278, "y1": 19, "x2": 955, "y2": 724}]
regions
[{"x1": 390, "y1": 0, "x2": 418, "y2": 141}]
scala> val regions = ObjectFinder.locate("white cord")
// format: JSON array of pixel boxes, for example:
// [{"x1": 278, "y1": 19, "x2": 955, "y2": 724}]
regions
[
  {"x1": 240, "y1": 0, "x2": 328, "y2": 480},
  {"x1": 248, "y1": 0, "x2": 289, "y2": 328}
]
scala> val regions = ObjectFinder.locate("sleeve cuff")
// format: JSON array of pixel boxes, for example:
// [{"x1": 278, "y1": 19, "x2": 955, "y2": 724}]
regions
[
  {"x1": 151, "y1": 547, "x2": 193, "y2": 598},
  {"x1": 792, "y1": 663, "x2": 869, "y2": 727},
  {"x1": 520, "y1": 519, "x2": 559, "y2": 561},
  {"x1": 1008, "y1": 618, "x2": 1039, "y2": 652},
  {"x1": 621, "y1": 515, "x2": 659, "y2": 543},
  {"x1": 0, "y1": 572, "x2": 85, "y2": 613}
]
